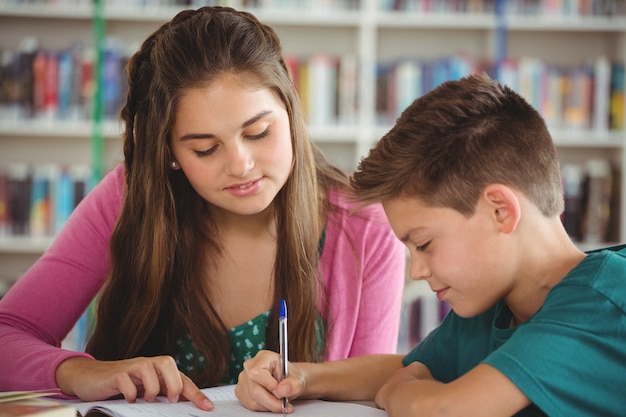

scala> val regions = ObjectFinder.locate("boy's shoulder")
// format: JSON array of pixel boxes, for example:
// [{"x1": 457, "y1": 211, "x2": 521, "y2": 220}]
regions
[
  {"x1": 585, "y1": 243, "x2": 626, "y2": 256},
  {"x1": 583, "y1": 243, "x2": 626, "y2": 273},
  {"x1": 564, "y1": 243, "x2": 626, "y2": 311}
]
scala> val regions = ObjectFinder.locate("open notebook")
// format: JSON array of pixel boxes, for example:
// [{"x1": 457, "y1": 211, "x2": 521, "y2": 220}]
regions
[{"x1": 63, "y1": 384, "x2": 386, "y2": 417}]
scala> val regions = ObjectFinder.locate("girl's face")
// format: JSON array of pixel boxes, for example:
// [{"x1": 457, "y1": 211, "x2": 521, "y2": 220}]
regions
[
  {"x1": 170, "y1": 74, "x2": 293, "y2": 217},
  {"x1": 382, "y1": 196, "x2": 514, "y2": 319}
]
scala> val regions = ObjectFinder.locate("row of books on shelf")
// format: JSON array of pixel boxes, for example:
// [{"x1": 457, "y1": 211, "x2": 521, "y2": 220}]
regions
[
  {"x1": 0, "y1": 158, "x2": 615, "y2": 242},
  {"x1": 0, "y1": 36, "x2": 359, "y2": 128},
  {"x1": 0, "y1": 163, "x2": 92, "y2": 238},
  {"x1": 0, "y1": 37, "x2": 128, "y2": 123},
  {"x1": 375, "y1": 53, "x2": 625, "y2": 131},
  {"x1": 382, "y1": 0, "x2": 626, "y2": 15},
  {"x1": 6, "y1": 0, "x2": 621, "y2": 16},
  {"x1": 0, "y1": 0, "x2": 361, "y2": 10},
  {"x1": 286, "y1": 53, "x2": 359, "y2": 127},
  {"x1": 561, "y1": 158, "x2": 619, "y2": 244},
  {"x1": 6, "y1": 34, "x2": 626, "y2": 133}
]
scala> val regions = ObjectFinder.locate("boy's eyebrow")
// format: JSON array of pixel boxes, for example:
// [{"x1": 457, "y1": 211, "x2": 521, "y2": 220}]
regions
[
  {"x1": 398, "y1": 227, "x2": 426, "y2": 244},
  {"x1": 178, "y1": 110, "x2": 273, "y2": 141},
  {"x1": 398, "y1": 233, "x2": 411, "y2": 244}
]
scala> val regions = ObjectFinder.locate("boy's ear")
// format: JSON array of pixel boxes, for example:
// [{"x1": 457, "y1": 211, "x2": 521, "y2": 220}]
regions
[{"x1": 482, "y1": 184, "x2": 521, "y2": 234}]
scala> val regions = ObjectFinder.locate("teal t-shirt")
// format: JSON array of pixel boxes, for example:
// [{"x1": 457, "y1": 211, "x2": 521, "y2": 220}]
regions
[{"x1": 403, "y1": 244, "x2": 626, "y2": 417}]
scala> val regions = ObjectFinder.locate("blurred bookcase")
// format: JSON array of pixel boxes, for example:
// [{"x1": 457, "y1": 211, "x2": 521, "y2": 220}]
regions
[{"x1": 0, "y1": 0, "x2": 625, "y2": 293}]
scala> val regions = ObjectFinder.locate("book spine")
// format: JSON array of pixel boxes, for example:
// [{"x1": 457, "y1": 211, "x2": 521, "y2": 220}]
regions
[
  {"x1": 57, "y1": 49, "x2": 74, "y2": 120},
  {"x1": 17, "y1": 37, "x2": 38, "y2": 120},
  {"x1": 561, "y1": 163, "x2": 584, "y2": 241},
  {"x1": 70, "y1": 164, "x2": 91, "y2": 209},
  {"x1": 394, "y1": 59, "x2": 422, "y2": 120},
  {"x1": 43, "y1": 50, "x2": 60, "y2": 121},
  {"x1": 307, "y1": 53, "x2": 338, "y2": 127},
  {"x1": 609, "y1": 62, "x2": 624, "y2": 131},
  {"x1": 103, "y1": 39, "x2": 123, "y2": 119},
  {"x1": 593, "y1": 55, "x2": 611, "y2": 131},
  {"x1": 8, "y1": 163, "x2": 32, "y2": 236},
  {"x1": 0, "y1": 165, "x2": 9, "y2": 238},
  {"x1": 54, "y1": 166, "x2": 75, "y2": 235},
  {"x1": 337, "y1": 54, "x2": 358, "y2": 126},
  {"x1": 582, "y1": 158, "x2": 613, "y2": 243},
  {"x1": 30, "y1": 164, "x2": 57, "y2": 238},
  {"x1": 32, "y1": 50, "x2": 46, "y2": 119}
]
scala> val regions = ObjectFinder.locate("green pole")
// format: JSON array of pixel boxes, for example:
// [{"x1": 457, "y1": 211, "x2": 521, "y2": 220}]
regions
[
  {"x1": 91, "y1": 0, "x2": 105, "y2": 188},
  {"x1": 84, "y1": 0, "x2": 105, "y2": 348}
]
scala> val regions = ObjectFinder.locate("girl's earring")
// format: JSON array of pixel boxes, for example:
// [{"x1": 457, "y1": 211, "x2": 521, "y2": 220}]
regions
[{"x1": 171, "y1": 161, "x2": 179, "y2": 170}]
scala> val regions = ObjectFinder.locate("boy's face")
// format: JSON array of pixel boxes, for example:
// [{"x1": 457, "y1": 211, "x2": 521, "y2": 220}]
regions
[{"x1": 382, "y1": 196, "x2": 513, "y2": 318}]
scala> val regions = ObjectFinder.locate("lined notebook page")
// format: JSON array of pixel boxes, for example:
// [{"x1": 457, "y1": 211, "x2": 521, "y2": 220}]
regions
[{"x1": 71, "y1": 384, "x2": 386, "y2": 417}]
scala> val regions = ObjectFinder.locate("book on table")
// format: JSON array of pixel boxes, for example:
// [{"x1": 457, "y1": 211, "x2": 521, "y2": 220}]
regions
[
  {"x1": 0, "y1": 391, "x2": 75, "y2": 417},
  {"x1": 59, "y1": 384, "x2": 385, "y2": 417}
]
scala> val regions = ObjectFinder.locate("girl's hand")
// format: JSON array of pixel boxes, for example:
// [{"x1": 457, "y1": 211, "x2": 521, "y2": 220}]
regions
[
  {"x1": 235, "y1": 350, "x2": 305, "y2": 413},
  {"x1": 56, "y1": 356, "x2": 214, "y2": 411}
]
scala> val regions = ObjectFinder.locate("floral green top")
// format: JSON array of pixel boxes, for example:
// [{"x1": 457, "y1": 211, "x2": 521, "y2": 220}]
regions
[
  {"x1": 174, "y1": 227, "x2": 327, "y2": 384},
  {"x1": 174, "y1": 311, "x2": 271, "y2": 384}
]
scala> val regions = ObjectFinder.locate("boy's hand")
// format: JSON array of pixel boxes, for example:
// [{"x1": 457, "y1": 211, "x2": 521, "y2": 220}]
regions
[
  {"x1": 235, "y1": 350, "x2": 305, "y2": 413},
  {"x1": 375, "y1": 361, "x2": 433, "y2": 411},
  {"x1": 55, "y1": 356, "x2": 214, "y2": 411}
]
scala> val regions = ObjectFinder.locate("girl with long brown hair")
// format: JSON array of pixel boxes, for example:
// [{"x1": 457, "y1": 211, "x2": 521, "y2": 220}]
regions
[{"x1": 0, "y1": 6, "x2": 406, "y2": 409}]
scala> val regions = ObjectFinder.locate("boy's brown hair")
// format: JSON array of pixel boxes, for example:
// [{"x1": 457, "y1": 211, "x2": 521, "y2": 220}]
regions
[{"x1": 352, "y1": 73, "x2": 564, "y2": 217}]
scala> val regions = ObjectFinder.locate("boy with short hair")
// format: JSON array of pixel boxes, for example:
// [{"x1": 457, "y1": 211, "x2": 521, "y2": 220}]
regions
[{"x1": 236, "y1": 73, "x2": 626, "y2": 416}]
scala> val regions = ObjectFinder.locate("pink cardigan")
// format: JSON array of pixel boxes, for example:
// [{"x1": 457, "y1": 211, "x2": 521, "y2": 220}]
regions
[{"x1": 0, "y1": 164, "x2": 406, "y2": 392}]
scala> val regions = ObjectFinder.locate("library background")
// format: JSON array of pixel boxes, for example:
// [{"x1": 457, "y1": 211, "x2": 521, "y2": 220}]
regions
[{"x1": 0, "y1": 0, "x2": 625, "y2": 353}]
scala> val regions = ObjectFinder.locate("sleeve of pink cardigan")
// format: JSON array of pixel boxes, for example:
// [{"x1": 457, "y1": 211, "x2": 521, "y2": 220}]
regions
[
  {"x1": 348, "y1": 208, "x2": 406, "y2": 356},
  {"x1": 0, "y1": 164, "x2": 125, "y2": 392},
  {"x1": 322, "y1": 193, "x2": 406, "y2": 360}
]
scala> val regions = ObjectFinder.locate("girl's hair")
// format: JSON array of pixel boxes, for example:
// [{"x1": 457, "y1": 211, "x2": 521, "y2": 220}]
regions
[
  {"x1": 352, "y1": 73, "x2": 564, "y2": 218},
  {"x1": 86, "y1": 6, "x2": 349, "y2": 387}
]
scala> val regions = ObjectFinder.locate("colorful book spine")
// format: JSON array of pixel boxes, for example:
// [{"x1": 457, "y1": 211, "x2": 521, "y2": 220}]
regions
[
  {"x1": 0, "y1": 163, "x2": 91, "y2": 238},
  {"x1": 610, "y1": 62, "x2": 624, "y2": 131},
  {"x1": 0, "y1": 165, "x2": 9, "y2": 237},
  {"x1": 57, "y1": 49, "x2": 74, "y2": 120},
  {"x1": 563, "y1": 65, "x2": 593, "y2": 130},
  {"x1": 582, "y1": 158, "x2": 613, "y2": 243},
  {"x1": 54, "y1": 167, "x2": 75, "y2": 235},
  {"x1": 376, "y1": 53, "x2": 479, "y2": 124},
  {"x1": 29, "y1": 164, "x2": 56, "y2": 238}
]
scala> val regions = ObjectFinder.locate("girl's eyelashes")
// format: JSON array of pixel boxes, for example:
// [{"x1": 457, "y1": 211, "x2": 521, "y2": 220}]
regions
[
  {"x1": 191, "y1": 127, "x2": 270, "y2": 158},
  {"x1": 247, "y1": 127, "x2": 270, "y2": 140},
  {"x1": 194, "y1": 147, "x2": 218, "y2": 158}
]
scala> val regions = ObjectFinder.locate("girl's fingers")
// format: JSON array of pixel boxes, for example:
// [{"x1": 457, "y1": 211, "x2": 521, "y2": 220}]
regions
[{"x1": 180, "y1": 374, "x2": 214, "y2": 411}]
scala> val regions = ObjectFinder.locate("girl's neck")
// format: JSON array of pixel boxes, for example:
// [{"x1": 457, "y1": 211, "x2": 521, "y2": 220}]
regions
[{"x1": 210, "y1": 204, "x2": 277, "y2": 237}]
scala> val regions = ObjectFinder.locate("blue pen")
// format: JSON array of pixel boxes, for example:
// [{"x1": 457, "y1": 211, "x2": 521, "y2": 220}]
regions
[{"x1": 279, "y1": 299, "x2": 288, "y2": 416}]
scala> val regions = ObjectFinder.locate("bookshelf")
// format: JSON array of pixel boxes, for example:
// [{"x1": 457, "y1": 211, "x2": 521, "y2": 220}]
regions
[{"x1": 0, "y1": 0, "x2": 625, "y2": 287}]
